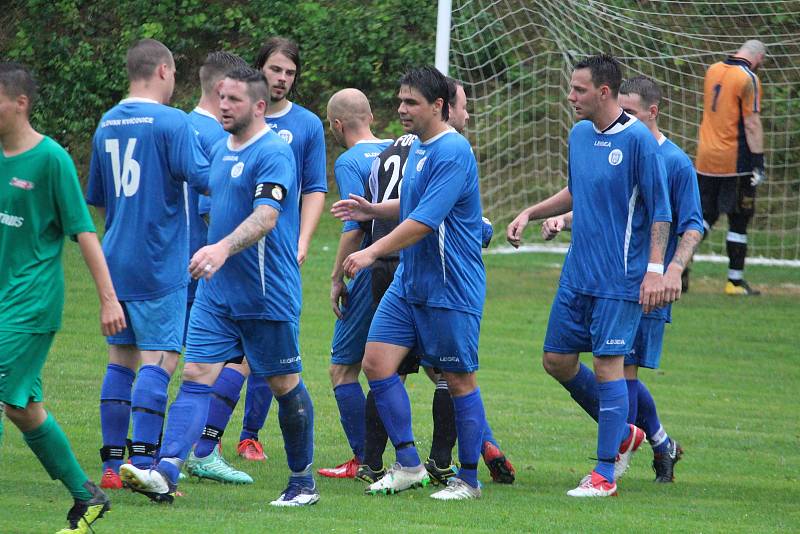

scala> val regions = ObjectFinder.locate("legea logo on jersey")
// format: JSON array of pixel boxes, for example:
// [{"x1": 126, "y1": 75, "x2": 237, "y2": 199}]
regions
[
  {"x1": 416, "y1": 156, "x2": 427, "y2": 172},
  {"x1": 277, "y1": 129, "x2": 293, "y2": 144},
  {"x1": 231, "y1": 162, "x2": 245, "y2": 178},
  {"x1": 608, "y1": 149, "x2": 624, "y2": 166},
  {"x1": 10, "y1": 177, "x2": 34, "y2": 190}
]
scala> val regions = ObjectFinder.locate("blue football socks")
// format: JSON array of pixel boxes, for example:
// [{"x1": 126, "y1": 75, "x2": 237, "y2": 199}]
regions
[
  {"x1": 453, "y1": 388, "x2": 486, "y2": 488},
  {"x1": 595, "y1": 379, "x2": 628, "y2": 482},
  {"x1": 636, "y1": 380, "x2": 670, "y2": 454},
  {"x1": 130, "y1": 365, "x2": 170, "y2": 468},
  {"x1": 276, "y1": 380, "x2": 315, "y2": 475},
  {"x1": 333, "y1": 382, "x2": 366, "y2": 460},
  {"x1": 561, "y1": 363, "x2": 599, "y2": 421},
  {"x1": 368, "y1": 374, "x2": 420, "y2": 468},
  {"x1": 626, "y1": 378, "x2": 640, "y2": 425},
  {"x1": 194, "y1": 367, "x2": 245, "y2": 458},
  {"x1": 157, "y1": 380, "x2": 213, "y2": 484},
  {"x1": 240, "y1": 376, "x2": 273, "y2": 442},
  {"x1": 99, "y1": 363, "x2": 135, "y2": 472}
]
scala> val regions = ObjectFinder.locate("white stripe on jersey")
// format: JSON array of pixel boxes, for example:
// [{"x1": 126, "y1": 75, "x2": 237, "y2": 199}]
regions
[
  {"x1": 438, "y1": 222, "x2": 447, "y2": 284},
  {"x1": 258, "y1": 237, "x2": 266, "y2": 295},
  {"x1": 183, "y1": 182, "x2": 190, "y2": 232},
  {"x1": 623, "y1": 185, "x2": 639, "y2": 275}
]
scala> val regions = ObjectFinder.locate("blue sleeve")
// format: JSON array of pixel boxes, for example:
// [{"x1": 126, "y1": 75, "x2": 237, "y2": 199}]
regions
[
  {"x1": 335, "y1": 159, "x2": 366, "y2": 233},
  {"x1": 407, "y1": 157, "x2": 466, "y2": 230},
  {"x1": 165, "y1": 114, "x2": 210, "y2": 193},
  {"x1": 86, "y1": 134, "x2": 105, "y2": 207},
  {"x1": 672, "y1": 163, "x2": 704, "y2": 235},
  {"x1": 253, "y1": 150, "x2": 295, "y2": 212},
  {"x1": 638, "y1": 150, "x2": 672, "y2": 225},
  {"x1": 300, "y1": 118, "x2": 328, "y2": 194}
]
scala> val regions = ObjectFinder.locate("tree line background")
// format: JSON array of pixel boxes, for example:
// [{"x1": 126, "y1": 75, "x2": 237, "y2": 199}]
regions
[{"x1": 0, "y1": 0, "x2": 437, "y2": 177}]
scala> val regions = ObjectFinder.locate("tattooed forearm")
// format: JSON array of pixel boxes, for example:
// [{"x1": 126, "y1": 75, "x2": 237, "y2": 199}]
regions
[
  {"x1": 670, "y1": 229, "x2": 702, "y2": 270},
  {"x1": 649, "y1": 221, "x2": 671, "y2": 263},
  {"x1": 223, "y1": 205, "x2": 277, "y2": 256}
]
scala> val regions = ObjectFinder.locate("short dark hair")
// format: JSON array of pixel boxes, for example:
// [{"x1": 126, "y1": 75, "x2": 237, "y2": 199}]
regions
[
  {"x1": 399, "y1": 65, "x2": 450, "y2": 121},
  {"x1": 200, "y1": 51, "x2": 247, "y2": 95},
  {"x1": 619, "y1": 75, "x2": 662, "y2": 107},
  {"x1": 226, "y1": 66, "x2": 269, "y2": 103},
  {"x1": 0, "y1": 62, "x2": 38, "y2": 112},
  {"x1": 126, "y1": 39, "x2": 173, "y2": 82},
  {"x1": 254, "y1": 37, "x2": 301, "y2": 98},
  {"x1": 573, "y1": 54, "x2": 623, "y2": 97}
]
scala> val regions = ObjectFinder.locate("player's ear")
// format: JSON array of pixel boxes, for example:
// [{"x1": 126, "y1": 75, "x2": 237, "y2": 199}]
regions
[
  {"x1": 649, "y1": 104, "x2": 659, "y2": 120},
  {"x1": 433, "y1": 97, "x2": 444, "y2": 117}
]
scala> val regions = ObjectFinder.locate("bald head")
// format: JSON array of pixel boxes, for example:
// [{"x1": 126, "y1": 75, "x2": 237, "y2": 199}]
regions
[
  {"x1": 327, "y1": 88, "x2": 373, "y2": 129},
  {"x1": 737, "y1": 39, "x2": 767, "y2": 69}
]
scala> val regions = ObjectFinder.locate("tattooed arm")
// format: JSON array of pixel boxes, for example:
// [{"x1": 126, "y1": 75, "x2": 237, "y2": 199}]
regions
[
  {"x1": 663, "y1": 229, "x2": 703, "y2": 302},
  {"x1": 189, "y1": 205, "x2": 278, "y2": 280},
  {"x1": 639, "y1": 221, "x2": 671, "y2": 314}
]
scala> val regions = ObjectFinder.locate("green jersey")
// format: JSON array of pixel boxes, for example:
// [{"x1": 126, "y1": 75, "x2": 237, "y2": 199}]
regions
[{"x1": 0, "y1": 136, "x2": 95, "y2": 333}]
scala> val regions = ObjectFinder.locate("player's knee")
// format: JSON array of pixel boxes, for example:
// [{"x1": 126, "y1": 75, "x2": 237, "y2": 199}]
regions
[
  {"x1": 329, "y1": 363, "x2": 360, "y2": 387},
  {"x1": 542, "y1": 352, "x2": 575, "y2": 381},
  {"x1": 442, "y1": 371, "x2": 477, "y2": 397},
  {"x1": 4, "y1": 402, "x2": 46, "y2": 431},
  {"x1": 182, "y1": 362, "x2": 215, "y2": 384},
  {"x1": 266, "y1": 373, "x2": 300, "y2": 397}
]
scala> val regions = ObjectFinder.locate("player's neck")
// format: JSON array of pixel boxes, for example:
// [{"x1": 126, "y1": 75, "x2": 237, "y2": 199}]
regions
[
  {"x1": 346, "y1": 128, "x2": 381, "y2": 149},
  {"x1": 230, "y1": 119, "x2": 267, "y2": 148},
  {"x1": 0, "y1": 121, "x2": 43, "y2": 157},
  {"x1": 127, "y1": 82, "x2": 166, "y2": 105},
  {"x1": 418, "y1": 119, "x2": 450, "y2": 143},
  {"x1": 266, "y1": 97, "x2": 290, "y2": 116},
  {"x1": 592, "y1": 104, "x2": 623, "y2": 132},
  {"x1": 196, "y1": 95, "x2": 222, "y2": 121}
]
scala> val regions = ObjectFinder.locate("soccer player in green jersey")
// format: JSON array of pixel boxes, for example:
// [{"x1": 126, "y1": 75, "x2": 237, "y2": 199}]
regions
[{"x1": 0, "y1": 62, "x2": 126, "y2": 534}]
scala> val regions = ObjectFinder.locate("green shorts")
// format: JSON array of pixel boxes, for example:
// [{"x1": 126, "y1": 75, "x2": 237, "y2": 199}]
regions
[{"x1": 0, "y1": 330, "x2": 54, "y2": 409}]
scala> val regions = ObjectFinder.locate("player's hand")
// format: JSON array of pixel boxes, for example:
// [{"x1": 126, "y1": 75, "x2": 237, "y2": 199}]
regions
[
  {"x1": 189, "y1": 242, "x2": 230, "y2": 280},
  {"x1": 541, "y1": 216, "x2": 565, "y2": 241},
  {"x1": 330, "y1": 277, "x2": 348, "y2": 319},
  {"x1": 751, "y1": 167, "x2": 766, "y2": 187},
  {"x1": 506, "y1": 211, "x2": 530, "y2": 248},
  {"x1": 663, "y1": 263, "x2": 683, "y2": 303},
  {"x1": 99, "y1": 299, "x2": 126, "y2": 336},
  {"x1": 297, "y1": 240, "x2": 309, "y2": 266},
  {"x1": 639, "y1": 271, "x2": 666, "y2": 314},
  {"x1": 343, "y1": 248, "x2": 376, "y2": 279},
  {"x1": 331, "y1": 194, "x2": 374, "y2": 222}
]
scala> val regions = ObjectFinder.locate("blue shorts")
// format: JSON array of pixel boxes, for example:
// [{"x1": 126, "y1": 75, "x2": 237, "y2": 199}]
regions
[
  {"x1": 367, "y1": 281, "x2": 480, "y2": 373},
  {"x1": 184, "y1": 304, "x2": 301, "y2": 377},
  {"x1": 107, "y1": 287, "x2": 187, "y2": 352},
  {"x1": 624, "y1": 317, "x2": 666, "y2": 369},
  {"x1": 331, "y1": 269, "x2": 376, "y2": 366},
  {"x1": 543, "y1": 286, "x2": 642, "y2": 356}
]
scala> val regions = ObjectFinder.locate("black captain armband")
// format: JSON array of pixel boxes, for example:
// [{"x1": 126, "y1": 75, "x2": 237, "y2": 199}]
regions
[{"x1": 254, "y1": 182, "x2": 287, "y2": 204}]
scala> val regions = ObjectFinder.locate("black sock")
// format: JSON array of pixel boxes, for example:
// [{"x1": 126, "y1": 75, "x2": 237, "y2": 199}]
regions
[
  {"x1": 363, "y1": 390, "x2": 388, "y2": 471},
  {"x1": 429, "y1": 379, "x2": 456, "y2": 467}
]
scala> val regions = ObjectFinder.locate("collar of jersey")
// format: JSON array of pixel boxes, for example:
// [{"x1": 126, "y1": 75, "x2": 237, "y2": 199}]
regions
[
  {"x1": 657, "y1": 133, "x2": 667, "y2": 146},
  {"x1": 593, "y1": 111, "x2": 637, "y2": 135},
  {"x1": 266, "y1": 101, "x2": 293, "y2": 119},
  {"x1": 193, "y1": 106, "x2": 220, "y2": 122},
  {"x1": 420, "y1": 127, "x2": 456, "y2": 146},
  {"x1": 725, "y1": 56, "x2": 753, "y2": 69},
  {"x1": 227, "y1": 126, "x2": 270, "y2": 152},
  {"x1": 355, "y1": 138, "x2": 394, "y2": 145},
  {"x1": 119, "y1": 97, "x2": 160, "y2": 105}
]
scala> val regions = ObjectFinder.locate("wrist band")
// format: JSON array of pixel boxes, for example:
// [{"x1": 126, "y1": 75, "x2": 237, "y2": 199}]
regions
[{"x1": 647, "y1": 263, "x2": 664, "y2": 274}]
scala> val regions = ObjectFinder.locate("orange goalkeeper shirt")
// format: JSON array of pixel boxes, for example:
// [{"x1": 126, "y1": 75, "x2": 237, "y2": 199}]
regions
[{"x1": 696, "y1": 56, "x2": 762, "y2": 177}]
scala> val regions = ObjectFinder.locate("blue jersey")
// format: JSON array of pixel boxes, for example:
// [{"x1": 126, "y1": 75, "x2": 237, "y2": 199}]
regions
[
  {"x1": 646, "y1": 135, "x2": 704, "y2": 322},
  {"x1": 86, "y1": 98, "x2": 209, "y2": 301},
  {"x1": 188, "y1": 107, "x2": 227, "y2": 217},
  {"x1": 398, "y1": 129, "x2": 485, "y2": 316},
  {"x1": 561, "y1": 113, "x2": 671, "y2": 302},
  {"x1": 335, "y1": 139, "x2": 392, "y2": 237},
  {"x1": 195, "y1": 127, "x2": 300, "y2": 321},
  {"x1": 266, "y1": 102, "x2": 327, "y2": 196}
]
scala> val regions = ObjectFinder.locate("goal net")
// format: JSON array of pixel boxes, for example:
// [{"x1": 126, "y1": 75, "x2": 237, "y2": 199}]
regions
[{"x1": 449, "y1": 0, "x2": 800, "y2": 261}]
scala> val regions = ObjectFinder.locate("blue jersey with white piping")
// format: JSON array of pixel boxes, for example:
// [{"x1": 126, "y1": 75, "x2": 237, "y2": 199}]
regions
[
  {"x1": 561, "y1": 113, "x2": 671, "y2": 302},
  {"x1": 265, "y1": 102, "x2": 327, "y2": 195},
  {"x1": 195, "y1": 127, "x2": 299, "y2": 321},
  {"x1": 398, "y1": 129, "x2": 485, "y2": 316},
  {"x1": 334, "y1": 139, "x2": 393, "y2": 236},
  {"x1": 188, "y1": 107, "x2": 227, "y2": 217},
  {"x1": 86, "y1": 98, "x2": 209, "y2": 301}
]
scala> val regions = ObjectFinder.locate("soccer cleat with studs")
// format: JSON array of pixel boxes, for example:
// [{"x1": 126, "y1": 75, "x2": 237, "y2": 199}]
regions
[
  {"x1": 237, "y1": 438, "x2": 266, "y2": 461},
  {"x1": 119, "y1": 464, "x2": 176, "y2": 504},
  {"x1": 566, "y1": 471, "x2": 618, "y2": 497},
  {"x1": 55, "y1": 481, "x2": 111, "y2": 534},
  {"x1": 270, "y1": 481, "x2": 320, "y2": 507},
  {"x1": 615, "y1": 424, "x2": 646, "y2": 480},
  {"x1": 318, "y1": 456, "x2": 361, "y2": 479},
  {"x1": 355, "y1": 464, "x2": 386, "y2": 484},
  {"x1": 482, "y1": 441, "x2": 516, "y2": 484},
  {"x1": 430, "y1": 477, "x2": 482, "y2": 500},
  {"x1": 100, "y1": 467, "x2": 123, "y2": 490},
  {"x1": 424, "y1": 457, "x2": 458, "y2": 486},
  {"x1": 725, "y1": 280, "x2": 761, "y2": 296},
  {"x1": 185, "y1": 445, "x2": 253, "y2": 484},
  {"x1": 652, "y1": 439, "x2": 683, "y2": 483},
  {"x1": 366, "y1": 463, "x2": 430, "y2": 495}
]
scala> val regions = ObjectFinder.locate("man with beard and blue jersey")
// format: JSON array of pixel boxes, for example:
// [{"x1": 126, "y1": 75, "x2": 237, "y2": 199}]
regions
[
  {"x1": 332, "y1": 66, "x2": 490, "y2": 501},
  {"x1": 315, "y1": 88, "x2": 392, "y2": 479},
  {"x1": 507, "y1": 55, "x2": 672, "y2": 497},
  {"x1": 120, "y1": 67, "x2": 319, "y2": 507},
  {"x1": 86, "y1": 39, "x2": 209, "y2": 490},
  {"x1": 541, "y1": 76, "x2": 703, "y2": 484}
]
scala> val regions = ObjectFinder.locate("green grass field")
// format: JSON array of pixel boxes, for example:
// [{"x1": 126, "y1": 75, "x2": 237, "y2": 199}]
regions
[{"x1": 1, "y1": 211, "x2": 798, "y2": 533}]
